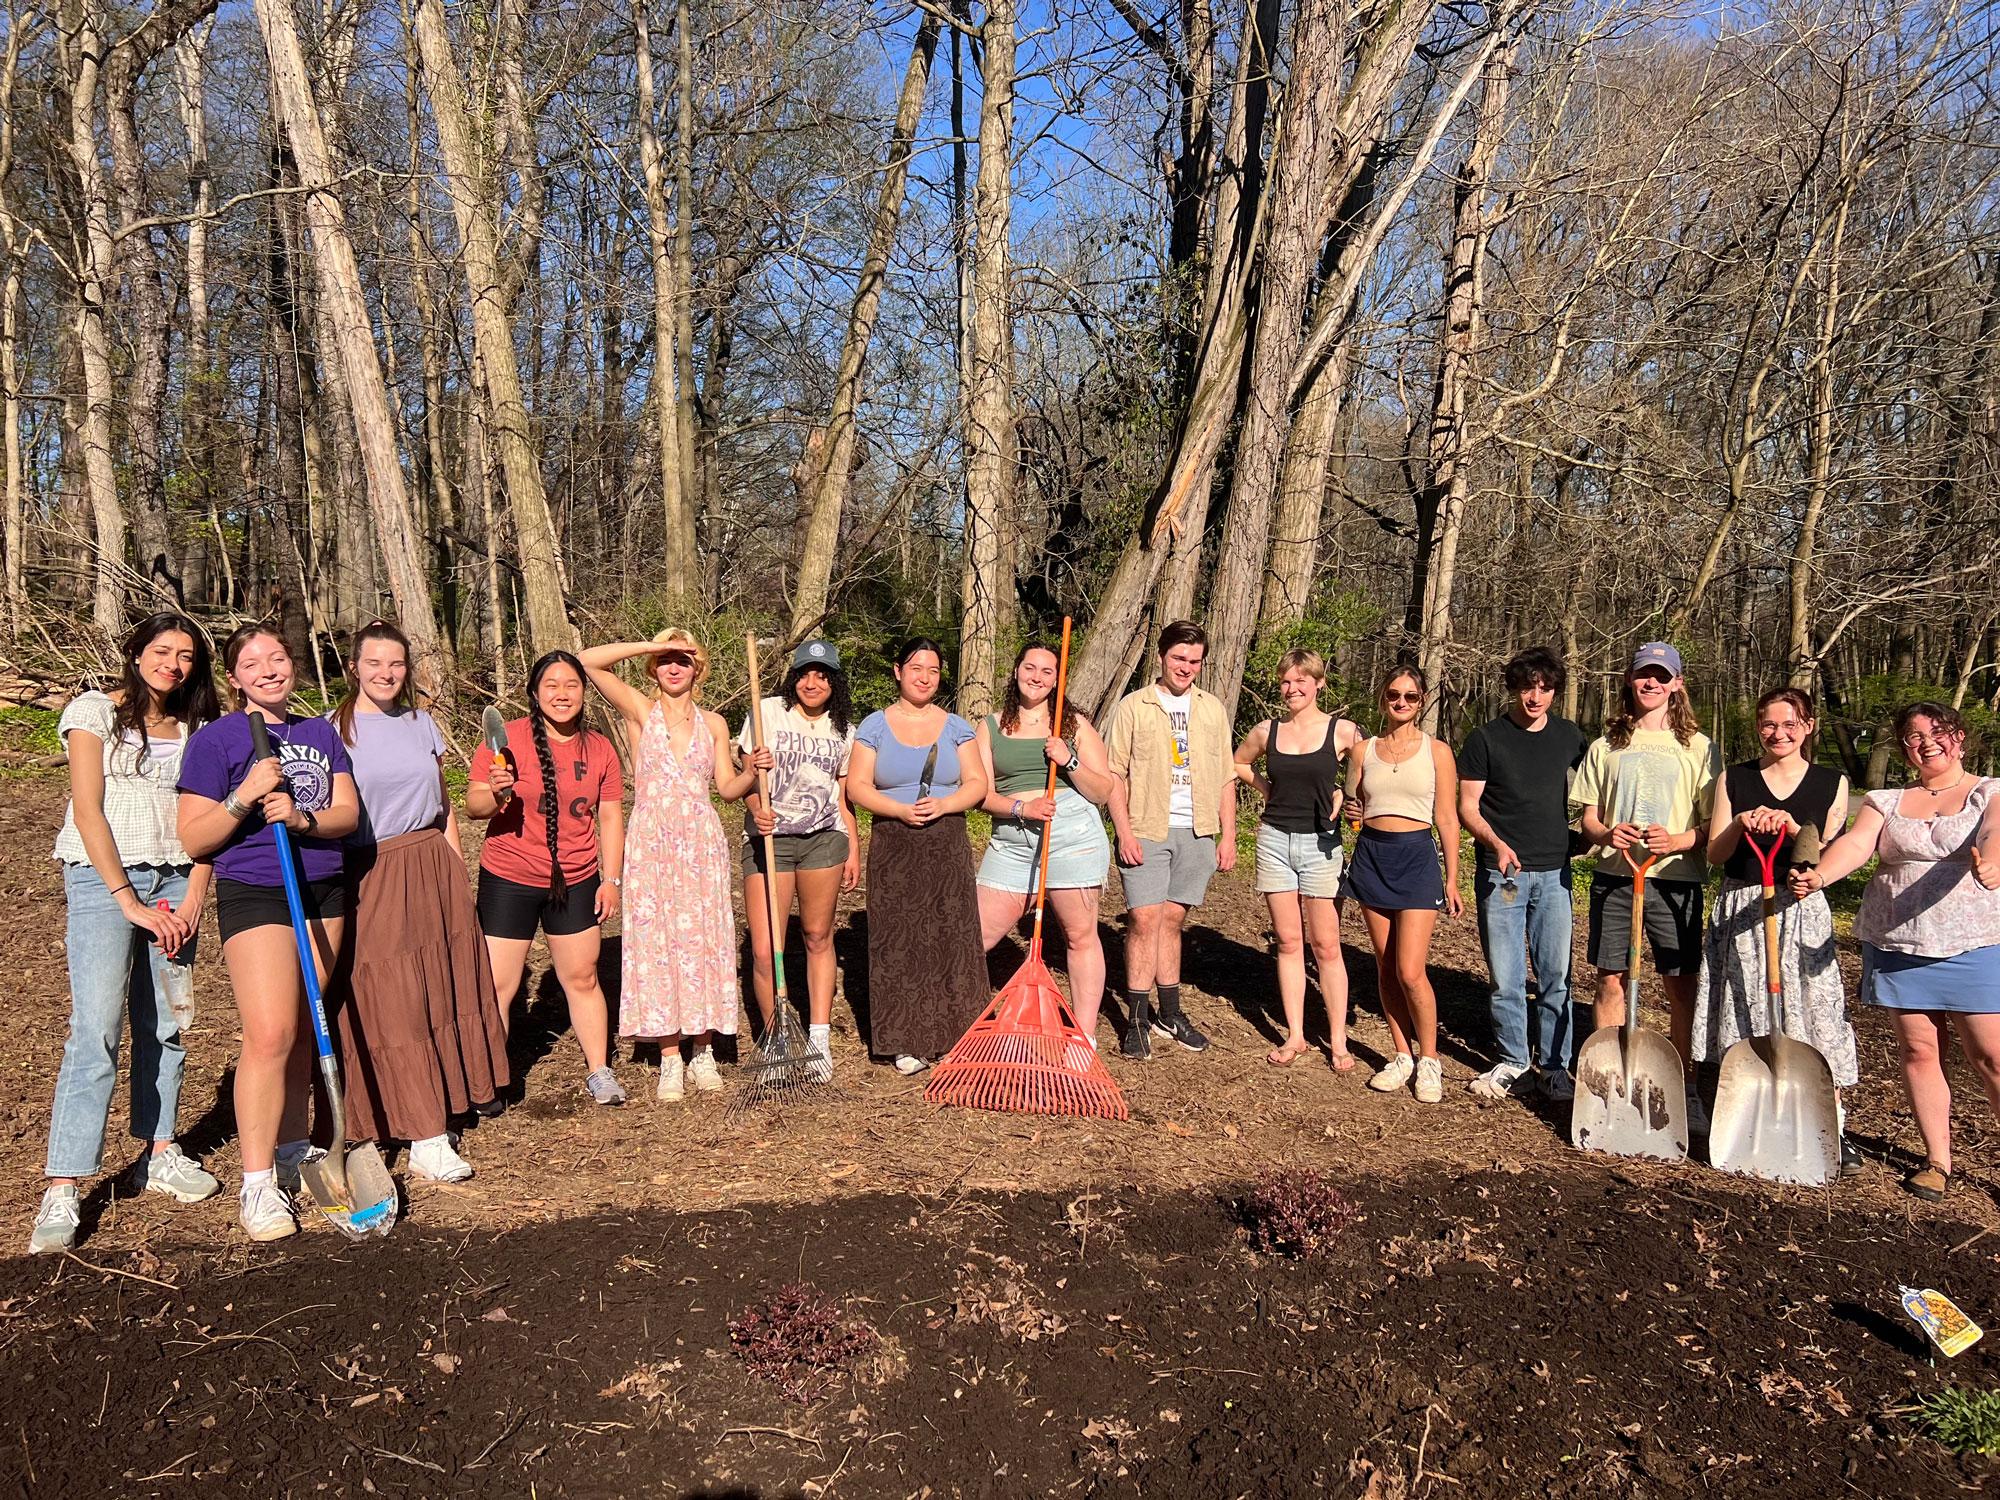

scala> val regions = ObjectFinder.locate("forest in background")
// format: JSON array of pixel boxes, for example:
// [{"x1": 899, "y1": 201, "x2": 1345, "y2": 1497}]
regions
[{"x1": 0, "y1": 0, "x2": 1996, "y2": 780}]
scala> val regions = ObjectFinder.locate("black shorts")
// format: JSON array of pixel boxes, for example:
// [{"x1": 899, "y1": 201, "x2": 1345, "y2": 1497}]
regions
[
  {"x1": 216, "y1": 876, "x2": 347, "y2": 945},
  {"x1": 1587, "y1": 875, "x2": 1702, "y2": 978},
  {"x1": 477, "y1": 869, "x2": 601, "y2": 941}
]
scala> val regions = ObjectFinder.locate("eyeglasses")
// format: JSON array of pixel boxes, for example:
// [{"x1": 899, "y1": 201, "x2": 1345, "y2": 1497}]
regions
[
  {"x1": 1900, "y1": 732, "x2": 1956, "y2": 749},
  {"x1": 1384, "y1": 691, "x2": 1424, "y2": 705}
]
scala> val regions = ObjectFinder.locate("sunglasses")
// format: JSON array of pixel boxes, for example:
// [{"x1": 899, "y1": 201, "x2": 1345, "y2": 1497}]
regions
[
  {"x1": 657, "y1": 653, "x2": 696, "y2": 668},
  {"x1": 1384, "y1": 690, "x2": 1424, "y2": 705}
]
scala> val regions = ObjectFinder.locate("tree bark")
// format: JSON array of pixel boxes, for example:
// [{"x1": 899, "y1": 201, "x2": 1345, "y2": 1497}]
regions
[
  {"x1": 0, "y1": 2, "x2": 32, "y2": 631},
  {"x1": 1259, "y1": 334, "x2": 1349, "y2": 629},
  {"x1": 173, "y1": 24, "x2": 217, "y2": 607},
  {"x1": 257, "y1": 0, "x2": 454, "y2": 696},
  {"x1": 673, "y1": 0, "x2": 701, "y2": 578},
  {"x1": 789, "y1": 12, "x2": 939, "y2": 639},
  {"x1": 410, "y1": 0, "x2": 574, "y2": 654},
  {"x1": 957, "y1": 0, "x2": 1015, "y2": 720}
]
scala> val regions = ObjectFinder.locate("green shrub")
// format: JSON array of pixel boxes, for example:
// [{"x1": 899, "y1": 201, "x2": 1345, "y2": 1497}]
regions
[{"x1": 1905, "y1": 1386, "x2": 2000, "y2": 1456}]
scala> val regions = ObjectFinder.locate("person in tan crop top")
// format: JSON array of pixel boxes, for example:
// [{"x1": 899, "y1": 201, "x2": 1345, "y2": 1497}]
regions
[{"x1": 1344, "y1": 664, "x2": 1462, "y2": 1104}]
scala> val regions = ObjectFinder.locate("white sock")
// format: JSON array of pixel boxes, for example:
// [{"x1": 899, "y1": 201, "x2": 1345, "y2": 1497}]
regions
[
  {"x1": 810, "y1": 1024, "x2": 831, "y2": 1047},
  {"x1": 242, "y1": 1167, "x2": 276, "y2": 1193}
]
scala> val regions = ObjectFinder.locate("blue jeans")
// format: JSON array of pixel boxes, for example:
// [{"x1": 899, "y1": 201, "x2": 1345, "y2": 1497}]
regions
[
  {"x1": 46, "y1": 863, "x2": 196, "y2": 1178},
  {"x1": 1474, "y1": 866, "x2": 1575, "y2": 1073}
]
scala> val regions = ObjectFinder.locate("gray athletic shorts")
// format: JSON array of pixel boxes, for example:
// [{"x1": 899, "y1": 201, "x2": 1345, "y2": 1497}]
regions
[{"x1": 1119, "y1": 827, "x2": 1217, "y2": 909}]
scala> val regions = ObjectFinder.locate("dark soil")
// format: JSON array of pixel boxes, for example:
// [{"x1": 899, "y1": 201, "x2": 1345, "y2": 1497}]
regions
[{"x1": 2, "y1": 1166, "x2": 1996, "y2": 1498}]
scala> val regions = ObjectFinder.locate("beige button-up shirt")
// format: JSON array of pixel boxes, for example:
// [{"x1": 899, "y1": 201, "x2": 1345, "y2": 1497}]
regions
[{"x1": 1106, "y1": 683, "x2": 1233, "y2": 841}]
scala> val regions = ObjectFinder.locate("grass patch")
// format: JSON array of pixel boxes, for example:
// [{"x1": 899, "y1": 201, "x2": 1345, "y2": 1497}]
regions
[
  {"x1": 0, "y1": 705, "x2": 62, "y2": 755},
  {"x1": 1904, "y1": 1386, "x2": 2000, "y2": 1456}
]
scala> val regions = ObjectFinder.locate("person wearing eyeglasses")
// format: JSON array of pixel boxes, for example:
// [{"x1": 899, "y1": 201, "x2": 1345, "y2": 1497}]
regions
[
  {"x1": 1790, "y1": 701, "x2": 2000, "y2": 1203},
  {"x1": 1570, "y1": 642, "x2": 1721, "y2": 1134},
  {"x1": 1345, "y1": 661, "x2": 1463, "y2": 1103}
]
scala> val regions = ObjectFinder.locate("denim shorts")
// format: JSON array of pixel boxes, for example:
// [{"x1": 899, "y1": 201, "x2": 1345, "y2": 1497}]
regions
[{"x1": 1254, "y1": 823, "x2": 1344, "y2": 898}]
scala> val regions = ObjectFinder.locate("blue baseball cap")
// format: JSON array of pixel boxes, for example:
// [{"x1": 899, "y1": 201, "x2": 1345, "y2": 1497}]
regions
[
  {"x1": 1630, "y1": 641, "x2": 1683, "y2": 677},
  {"x1": 791, "y1": 640, "x2": 841, "y2": 672}
]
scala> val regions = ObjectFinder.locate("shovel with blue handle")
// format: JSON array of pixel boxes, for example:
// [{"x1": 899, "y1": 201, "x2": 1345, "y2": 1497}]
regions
[{"x1": 247, "y1": 714, "x2": 397, "y2": 1238}]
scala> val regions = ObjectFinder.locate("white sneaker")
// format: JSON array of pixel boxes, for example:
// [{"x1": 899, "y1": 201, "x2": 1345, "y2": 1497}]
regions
[
  {"x1": 239, "y1": 1180, "x2": 299, "y2": 1242},
  {"x1": 29, "y1": 1185, "x2": 79, "y2": 1255},
  {"x1": 1414, "y1": 1056, "x2": 1444, "y2": 1103},
  {"x1": 1685, "y1": 1086, "x2": 1710, "y2": 1136},
  {"x1": 408, "y1": 1135, "x2": 474, "y2": 1183},
  {"x1": 133, "y1": 1143, "x2": 222, "y2": 1202},
  {"x1": 1468, "y1": 1062, "x2": 1529, "y2": 1102},
  {"x1": 687, "y1": 1048, "x2": 724, "y2": 1093},
  {"x1": 894, "y1": 1054, "x2": 930, "y2": 1076},
  {"x1": 658, "y1": 1054, "x2": 686, "y2": 1101},
  {"x1": 808, "y1": 1026, "x2": 834, "y2": 1083},
  {"x1": 1368, "y1": 1053, "x2": 1415, "y2": 1092}
]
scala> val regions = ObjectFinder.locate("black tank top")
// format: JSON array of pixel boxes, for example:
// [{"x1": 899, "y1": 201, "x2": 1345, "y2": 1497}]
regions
[
  {"x1": 1721, "y1": 760, "x2": 1842, "y2": 882},
  {"x1": 1263, "y1": 719, "x2": 1346, "y2": 835}
]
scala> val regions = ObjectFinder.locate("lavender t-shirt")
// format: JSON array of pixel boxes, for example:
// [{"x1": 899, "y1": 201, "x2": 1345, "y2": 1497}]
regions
[
  {"x1": 341, "y1": 708, "x2": 448, "y2": 848},
  {"x1": 178, "y1": 712, "x2": 351, "y2": 885}
]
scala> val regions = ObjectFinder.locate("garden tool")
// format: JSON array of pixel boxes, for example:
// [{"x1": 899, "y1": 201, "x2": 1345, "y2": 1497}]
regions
[
  {"x1": 1709, "y1": 825, "x2": 1838, "y2": 1185},
  {"x1": 927, "y1": 619, "x2": 1128, "y2": 1119},
  {"x1": 481, "y1": 705, "x2": 513, "y2": 804},
  {"x1": 247, "y1": 715, "x2": 397, "y2": 1238},
  {"x1": 1572, "y1": 846, "x2": 1688, "y2": 1161}
]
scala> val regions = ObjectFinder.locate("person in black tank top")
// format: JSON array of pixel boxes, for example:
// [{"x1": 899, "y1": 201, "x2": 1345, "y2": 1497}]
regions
[
  {"x1": 1693, "y1": 687, "x2": 1861, "y2": 1172},
  {"x1": 1235, "y1": 650, "x2": 1362, "y2": 1069}
]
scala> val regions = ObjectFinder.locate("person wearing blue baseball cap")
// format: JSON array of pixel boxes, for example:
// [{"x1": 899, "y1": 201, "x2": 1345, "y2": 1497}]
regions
[
  {"x1": 1570, "y1": 641, "x2": 1722, "y2": 1132},
  {"x1": 737, "y1": 639, "x2": 860, "y2": 1076}
]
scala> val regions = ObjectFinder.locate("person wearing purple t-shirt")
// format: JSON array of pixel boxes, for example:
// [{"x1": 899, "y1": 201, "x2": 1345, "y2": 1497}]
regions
[{"x1": 177, "y1": 626, "x2": 359, "y2": 1244}]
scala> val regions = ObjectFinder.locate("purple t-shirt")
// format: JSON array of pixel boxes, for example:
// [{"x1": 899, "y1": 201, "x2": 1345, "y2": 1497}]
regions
[
  {"x1": 341, "y1": 708, "x2": 448, "y2": 848},
  {"x1": 178, "y1": 712, "x2": 352, "y2": 885}
]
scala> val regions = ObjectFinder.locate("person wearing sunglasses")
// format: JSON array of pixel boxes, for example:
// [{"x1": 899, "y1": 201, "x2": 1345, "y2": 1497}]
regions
[
  {"x1": 1570, "y1": 641, "x2": 1721, "y2": 1133},
  {"x1": 1790, "y1": 701, "x2": 2000, "y2": 1202},
  {"x1": 1345, "y1": 662, "x2": 1463, "y2": 1103}
]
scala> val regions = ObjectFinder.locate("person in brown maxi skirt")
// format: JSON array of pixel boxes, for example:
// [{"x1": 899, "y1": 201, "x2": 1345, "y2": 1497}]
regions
[
  {"x1": 847, "y1": 639, "x2": 992, "y2": 1073},
  {"x1": 331, "y1": 623, "x2": 509, "y2": 1182}
]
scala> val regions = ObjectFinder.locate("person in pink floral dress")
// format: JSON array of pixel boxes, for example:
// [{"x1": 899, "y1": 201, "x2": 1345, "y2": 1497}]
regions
[{"x1": 582, "y1": 630, "x2": 761, "y2": 1101}]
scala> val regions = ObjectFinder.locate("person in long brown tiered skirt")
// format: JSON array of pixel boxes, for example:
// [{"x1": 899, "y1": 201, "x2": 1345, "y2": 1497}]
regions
[{"x1": 330, "y1": 623, "x2": 509, "y2": 1183}]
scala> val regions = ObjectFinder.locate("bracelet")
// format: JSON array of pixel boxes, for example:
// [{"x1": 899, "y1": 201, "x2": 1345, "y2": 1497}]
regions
[
  {"x1": 1011, "y1": 799, "x2": 1024, "y2": 820},
  {"x1": 109, "y1": 883, "x2": 133, "y2": 900},
  {"x1": 223, "y1": 790, "x2": 251, "y2": 820}
]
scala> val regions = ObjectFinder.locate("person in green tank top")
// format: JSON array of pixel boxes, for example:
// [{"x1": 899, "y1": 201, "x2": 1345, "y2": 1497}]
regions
[{"x1": 972, "y1": 643, "x2": 1116, "y2": 1042}]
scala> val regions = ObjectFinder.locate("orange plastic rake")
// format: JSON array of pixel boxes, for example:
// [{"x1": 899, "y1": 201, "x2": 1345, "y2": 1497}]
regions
[{"x1": 925, "y1": 619, "x2": 1129, "y2": 1120}]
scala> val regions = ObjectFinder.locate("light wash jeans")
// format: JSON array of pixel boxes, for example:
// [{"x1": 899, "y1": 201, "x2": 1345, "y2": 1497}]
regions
[
  {"x1": 1474, "y1": 865, "x2": 1575, "y2": 1074},
  {"x1": 46, "y1": 862, "x2": 196, "y2": 1178}
]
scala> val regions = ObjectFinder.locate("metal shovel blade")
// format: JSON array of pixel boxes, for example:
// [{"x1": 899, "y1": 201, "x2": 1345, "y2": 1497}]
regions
[
  {"x1": 300, "y1": 1143, "x2": 399, "y2": 1240},
  {"x1": 1571, "y1": 1023, "x2": 1689, "y2": 1161},
  {"x1": 1710, "y1": 1035, "x2": 1839, "y2": 1186}
]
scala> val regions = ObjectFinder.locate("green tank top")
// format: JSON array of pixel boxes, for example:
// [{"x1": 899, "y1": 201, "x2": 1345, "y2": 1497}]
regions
[{"x1": 988, "y1": 715, "x2": 1053, "y2": 796}]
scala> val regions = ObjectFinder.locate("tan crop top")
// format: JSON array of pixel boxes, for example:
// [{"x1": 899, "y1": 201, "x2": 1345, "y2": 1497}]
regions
[{"x1": 1358, "y1": 733, "x2": 1437, "y2": 824}]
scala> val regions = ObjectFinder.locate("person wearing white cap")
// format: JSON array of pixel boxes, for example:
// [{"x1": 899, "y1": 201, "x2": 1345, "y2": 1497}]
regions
[{"x1": 1570, "y1": 641, "x2": 1722, "y2": 1132}]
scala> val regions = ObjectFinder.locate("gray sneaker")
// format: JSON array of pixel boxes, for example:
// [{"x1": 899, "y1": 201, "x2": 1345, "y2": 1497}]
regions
[
  {"x1": 132, "y1": 1144, "x2": 221, "y2": 1203},
  {"x1": 585, "y1": 1067, "x2": 626, "y2": 1106},
  {"x1": 1468, "y1": 1062, "x2": 1530, "y2": 1101},
  {"x1": 29, "y1": 1185, "x2": 79, "y2": 1255}
]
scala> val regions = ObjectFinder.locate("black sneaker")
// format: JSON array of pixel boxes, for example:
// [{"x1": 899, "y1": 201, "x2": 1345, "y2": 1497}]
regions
[
  {"x1": 1122, "y1": 996, "x2": 1153, "y2": 1061},
  {"x1": 1151, "y1": 1013, "x2": 1210, "y2": 1053},
  {"x1": 1840, "y1": 1136, "x2": 1864, "y2": 1178}
]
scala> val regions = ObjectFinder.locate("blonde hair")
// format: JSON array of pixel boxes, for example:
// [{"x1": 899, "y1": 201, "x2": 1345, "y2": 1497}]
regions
[
  {"x1": 1277, "y1": 648, "x2": 1326, "y2": 683},
  {"x1": 647, "y1": 628, "x2": 711, "y2": 693}
]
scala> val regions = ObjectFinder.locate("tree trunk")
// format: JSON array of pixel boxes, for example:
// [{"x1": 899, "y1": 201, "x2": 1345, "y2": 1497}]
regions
[
  {"x1": 1413, "y1": 39, "x2": 1515, "y2": 725},
  {"x1": 1259, "y1": 334, "x2": 1349, "y2": 629},
  {"x1": 1202, "y1": 0, "x2": 1352, "y2": 722},
  {"x1": 789, "y1": 13, "x2": 939, "y2": 639},
  {"x1": 673, "y1": 0, "x2": 701, "y2": 580},
  {"x1": 632, "y1": 0, "x2": 697, "y2": 601},
  {"x1": 957, "y1": 0, "x2": 1015, "y2": 720},
  {"x1": 0, "y1": 3, "x2": 30, "y2": 631},
  {"x1": 62, "y1": 0, "x2": 129, "y2": 642},
  {"x1": 410, "y1": 0, "x2": 573, "y2": 654},
  {"x1": 257, "y1": 0, "x2": 454, "y2": 696},
  {"x1": 174, "y1": 24, "x2": 218, "y2": 608}
]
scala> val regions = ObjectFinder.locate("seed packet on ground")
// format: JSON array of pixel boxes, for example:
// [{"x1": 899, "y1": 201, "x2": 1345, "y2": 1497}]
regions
[{"x1": 1901, "y1": 1285, "x2": 1983, "y2": 1358}]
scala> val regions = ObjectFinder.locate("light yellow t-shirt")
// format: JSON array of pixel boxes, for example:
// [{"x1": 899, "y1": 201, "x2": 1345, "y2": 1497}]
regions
[{"x1": 1570, "y1": 728, "x2": 1720, "y2": 885}]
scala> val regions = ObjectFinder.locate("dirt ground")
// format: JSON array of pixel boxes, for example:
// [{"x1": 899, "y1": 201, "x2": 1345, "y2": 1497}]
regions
[{"x1": 3, "y1": 768, "x2": 1998, "y2": 1496}]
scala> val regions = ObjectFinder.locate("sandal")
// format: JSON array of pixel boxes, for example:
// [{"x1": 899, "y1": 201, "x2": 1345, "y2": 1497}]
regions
[
  {"x1": 1905, "y1": 1162, "x2": 1951, "y2": 1203},
  {"x1": 1268, "y1": 1040, "x2": 1309, "y2": 1067},
  {"x1": 1329, "y1": 1050, "x2": 1356, "y2": 1073}
]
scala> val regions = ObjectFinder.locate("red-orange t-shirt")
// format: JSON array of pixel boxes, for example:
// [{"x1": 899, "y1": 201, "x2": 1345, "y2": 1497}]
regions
[{"x1": 470, "y1": 720, "x2": 624, "y2": 886}]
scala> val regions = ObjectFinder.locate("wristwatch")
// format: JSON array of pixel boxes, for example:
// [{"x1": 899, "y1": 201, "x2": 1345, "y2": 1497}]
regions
[
  {"x1": 607, "y1": 876, "x2": 623, "y2": 889},
  {"x1": 1064, "y1": 750, "x2": 1080, "y2": 774},
  {"x1": 297, "y1": 807, "x2": 319, "y2": 836}
]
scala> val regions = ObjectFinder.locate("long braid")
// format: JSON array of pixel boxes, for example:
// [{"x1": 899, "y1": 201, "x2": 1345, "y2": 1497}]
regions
[{"x1": 528, "y1": 695, "x2": 569, "y2": 906}]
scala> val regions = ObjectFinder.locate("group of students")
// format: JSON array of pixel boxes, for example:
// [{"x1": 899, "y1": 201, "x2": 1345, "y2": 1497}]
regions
[{"x1": 25, "y1": 613, "x2": 2000, "y2": 1255}]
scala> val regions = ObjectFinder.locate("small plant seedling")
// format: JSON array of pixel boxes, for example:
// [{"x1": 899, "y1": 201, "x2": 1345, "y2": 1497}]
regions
[
  {"x1": 1904, "y1": 1387, "x2": 2000, "y2": 1456},
  {"x1": 1240, "y1": 1168, "x2": 1358, "y2": 1262},
  {"x1": 728, "y1": 1282, "x2": 877, "y2": 1404}
]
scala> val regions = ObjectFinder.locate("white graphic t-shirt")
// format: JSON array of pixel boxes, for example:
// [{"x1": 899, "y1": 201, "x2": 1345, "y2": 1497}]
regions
[
  {"x1": 1157, "y1": 688, "x2": 1195, "y2": 829},
  {"x1": 737, "y1": 697, "x2": 854, "y2": 838}
]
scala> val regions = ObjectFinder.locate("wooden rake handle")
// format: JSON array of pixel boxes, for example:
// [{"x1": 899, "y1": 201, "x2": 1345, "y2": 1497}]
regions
[{"x1": 1620, "y1": 844, "x2": 1657, "y2": 1030}]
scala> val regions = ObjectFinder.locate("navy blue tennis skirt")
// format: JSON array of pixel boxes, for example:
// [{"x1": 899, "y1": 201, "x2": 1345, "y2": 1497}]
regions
[{"x1": 1345, "y1": 826, "x2": 1444, "y2": 912}]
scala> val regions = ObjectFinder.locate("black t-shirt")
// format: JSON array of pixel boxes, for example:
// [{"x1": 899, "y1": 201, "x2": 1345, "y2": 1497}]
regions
[{"x1": 1458, "y1": 713, "x2": 1588, "y2": 872}]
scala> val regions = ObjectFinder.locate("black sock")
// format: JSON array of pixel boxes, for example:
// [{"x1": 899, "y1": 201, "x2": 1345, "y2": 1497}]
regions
[
  {"x1": 1156, "y1": 984, "x2": 1181, "y2": 1021},
  {"x1": 1127, "y1": 988, "x2": 1152, "y2": 1019}
]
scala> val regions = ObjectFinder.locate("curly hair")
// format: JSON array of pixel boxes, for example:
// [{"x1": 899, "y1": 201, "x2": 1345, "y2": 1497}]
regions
[
  {"x1": 780, "y1": 660, "x2": 852, "y2": 736},
  {"x1": 1893, "y1": 700, "x2": 1973, "y2": 759},
  {"x1": 998, "y1": 642, "x2": 1078, "y2": 740}
]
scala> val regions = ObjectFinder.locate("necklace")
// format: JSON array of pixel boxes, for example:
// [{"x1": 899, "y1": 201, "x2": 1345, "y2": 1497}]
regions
[{"x1": 1919, "y1": 770, "x2": 1969, "y2": 798}]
